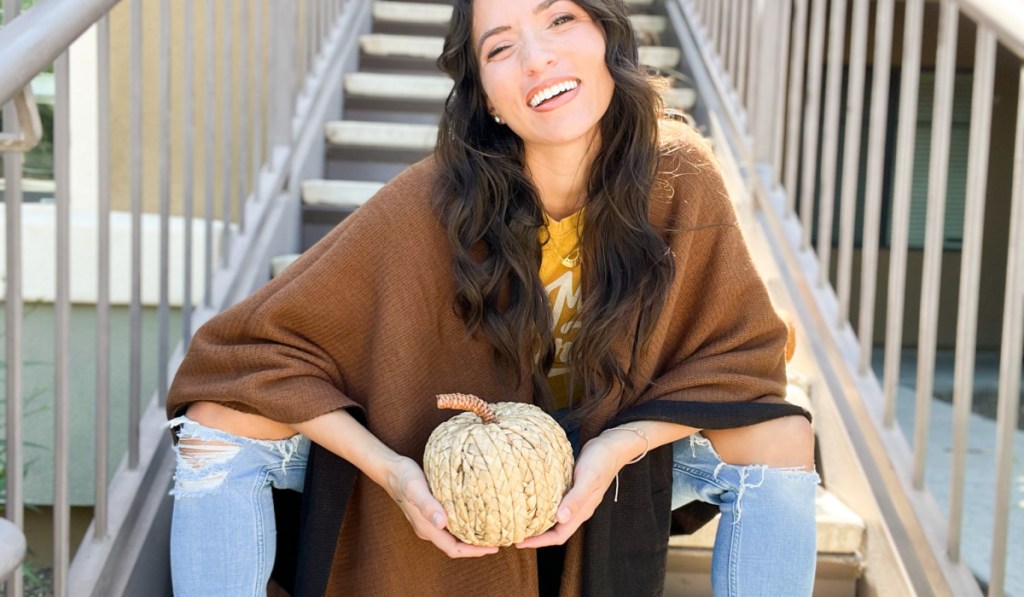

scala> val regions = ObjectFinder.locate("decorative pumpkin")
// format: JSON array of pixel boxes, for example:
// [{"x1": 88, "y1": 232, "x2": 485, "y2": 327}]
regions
[{"x1": 423, "y1": 393, "x2": 575, "y2": 547}]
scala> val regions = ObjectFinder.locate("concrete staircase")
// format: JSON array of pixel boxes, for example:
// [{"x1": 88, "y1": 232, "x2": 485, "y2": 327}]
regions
[
  {"x1": 301, "y1": 0, "x2": 695, "y2": 250},
  {"x1": 280, "y1": 2, "x2": 866, "y2": 595}
]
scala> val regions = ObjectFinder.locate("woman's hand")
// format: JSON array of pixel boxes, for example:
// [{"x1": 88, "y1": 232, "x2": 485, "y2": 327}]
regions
[
  {"x1": 514, "y1": 434, "x2": 624, "y2": 549},
  {"x1": 292, "y1": 409, "x2": 498, "y2": 559},
  {"x1": 384, "y1": 455, "x2": 500, "y2": 559}
]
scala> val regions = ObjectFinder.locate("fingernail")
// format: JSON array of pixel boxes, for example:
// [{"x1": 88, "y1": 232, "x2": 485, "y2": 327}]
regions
[
  {"x1": 432, "y1": 512, "x2": 445, "y2": 527},
  {"x1": 558, "y1": 507, "x2": 570, "y2": 523}
]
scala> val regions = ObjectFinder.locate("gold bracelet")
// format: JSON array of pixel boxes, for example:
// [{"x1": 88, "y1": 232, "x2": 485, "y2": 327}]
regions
[{"x1": 602, "y1": 426, "x2": 651, "y2": 503}]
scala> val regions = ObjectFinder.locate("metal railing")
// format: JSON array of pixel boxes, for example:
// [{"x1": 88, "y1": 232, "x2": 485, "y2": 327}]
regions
[
  {"x1": 1, "y1": 0, "x2": 368, "y2": 594},
  {"x1": 673, "y1": 0, "x2": 1023, "y2": 595}
]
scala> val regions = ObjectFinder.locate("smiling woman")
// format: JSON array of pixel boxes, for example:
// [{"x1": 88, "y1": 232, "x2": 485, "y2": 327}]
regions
[{"x1": 164, "y1": 0, "x2": 817, "y2": 596}]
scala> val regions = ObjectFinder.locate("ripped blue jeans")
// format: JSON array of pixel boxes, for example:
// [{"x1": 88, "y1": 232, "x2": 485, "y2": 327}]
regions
[
  {"x1": 672, "y1": 433, "x2": 820, "y2": 596},
  {"x1": 168, "y1": 415, "x2": 310, "y2": 597}
]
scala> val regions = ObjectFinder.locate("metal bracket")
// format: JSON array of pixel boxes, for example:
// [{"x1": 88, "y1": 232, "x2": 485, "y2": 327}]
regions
[{"x1": 0, "y1": 85, "x2": 43, "y2": 153}]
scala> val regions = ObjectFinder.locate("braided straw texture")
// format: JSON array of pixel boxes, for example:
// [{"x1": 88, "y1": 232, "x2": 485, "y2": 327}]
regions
[{"x1": 424, "y1": 400, "x2": 574, "y2": 547}]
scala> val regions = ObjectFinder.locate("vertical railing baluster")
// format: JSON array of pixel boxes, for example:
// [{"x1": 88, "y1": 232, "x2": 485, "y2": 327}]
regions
[
  {"x1": 307, "y1": 0, "x2": 315, "y2": 81},
  {"x1": 183, "y1": 0, "x2": 195, "y2": 347},
  {"x1": 913, "y1": 0, "x2": 959, "y2": 489},
  {"x1": 53, "y1": 49, "x2": 71, "y2": 597},
  {"x1": 238, "y1": 0, "x2": 249, "y2": 234},
  {"x1": 158, "y1": 0, "x2": 171, "y2": 404},
  {"x1": 95, "y1": 13, "x2": 111, "y2": 540},
  {"x1": 3, "y1": 0, "x2": 25, "y2": 593},
  {"x1": 947, "y1": 25, "x2": 996, "y2": 562},
  {"x1": 297, "y1": 0, "x2": 306, "y2": 91},
  {"x1": 204, "y1": 0, "x2": 215, "y2": 308},
  {"x1": 222, "y1": 0, "x2": 234, "y2": 266},
  {"x1": 318, "y1": 0, "x2": 325, "y2": 58},
  {"x1": 728, "y1": 0, "x2": 740, "y2": 81},
  {"x1": 883, "y1": 0, "x2": 924, "y2": 427},
  {"x1": 836, "y1": 0, "x2": 869, "y2": 321},
  {"x1": 252, "y1": 0, "x2": 264, "y2": 206},
  {"x1": 783, "y1": 0, "x2": 808, "y2": 215},
  {"x1": 770, "y1": 0, "x2": 792, "y2": 189},
  {"x1": 816, "y1": 0, "x2": 848, "y2": 288},
  {"x1": 129, "y1": 0, "x2": 143, "y2": 470},
  {"x1": 709, "y1": 0, "x2": 719, "y2": 60},
  {"x1": 799, "y1": 0, "x2": 827, "y2": 249},
  {"x1": 989, "y1": 65, "x2": 1024, "y2": 597},
  {"x1": 736, "y1": 0, "x2": 749, "y2": 108},
  {"x1": 858, "y1": 0, "x2": 895, "y2": 375}
]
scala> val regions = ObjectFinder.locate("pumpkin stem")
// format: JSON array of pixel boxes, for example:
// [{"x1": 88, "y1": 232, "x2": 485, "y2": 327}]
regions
[{"x1": 436, "y1": 393, "x2": 499, "y2": 424}]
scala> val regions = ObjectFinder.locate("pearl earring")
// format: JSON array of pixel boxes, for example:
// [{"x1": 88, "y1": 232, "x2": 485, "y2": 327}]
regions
[{"x1": 493, "y1": 114, "x2": 503, "y2": 124}]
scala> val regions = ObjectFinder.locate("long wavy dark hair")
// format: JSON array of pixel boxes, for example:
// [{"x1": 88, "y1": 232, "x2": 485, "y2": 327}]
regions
[{"x1": 433, "y1": 0, "x2": 675, "y2": 416}]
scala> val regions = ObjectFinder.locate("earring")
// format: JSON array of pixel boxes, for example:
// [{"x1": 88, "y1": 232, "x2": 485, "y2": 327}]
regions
[{"x1": 493, "y1": 114, "x2": 504, "y2": 125}]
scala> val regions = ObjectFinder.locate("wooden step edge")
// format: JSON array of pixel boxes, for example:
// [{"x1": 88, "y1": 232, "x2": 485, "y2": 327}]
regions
[
  {"x1": 344, "y1": 72, "x2": 453, "y2": 101},
  {"x1": 373, "y1": 1, "x2": 452, "y2": 25},
  {"x1": 302, "y1": 179, "x2": 385, "y2": 207},
  {"x1": 668, "y1": 487, "x2": 865, "y2": 556},
  {"x1": 271, "y1": 254, "x2": 301, "y2": 278},
  {"x1": 324, "y1": 120, "x2": 439, "y2": 150}
]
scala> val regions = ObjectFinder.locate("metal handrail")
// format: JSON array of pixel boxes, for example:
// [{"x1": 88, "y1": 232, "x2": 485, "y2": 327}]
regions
[
  {"x1": 0, "y1": 0, "x2": 121, "y2": 106},
  {"x1": 0, "y1": 87, "x2": 42, "y2": 153},
  {"x1": 957, "y1": 0, "x2": 1024, "y2": 58}
]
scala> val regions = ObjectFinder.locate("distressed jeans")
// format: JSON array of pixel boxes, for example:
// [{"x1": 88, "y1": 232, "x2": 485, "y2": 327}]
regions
[
  {"x1": 671, "y1": 433, "x2": 820, "y2": 596},
  {"x1": 168, "y1": 415, "x2": 310, "y2": 597}
]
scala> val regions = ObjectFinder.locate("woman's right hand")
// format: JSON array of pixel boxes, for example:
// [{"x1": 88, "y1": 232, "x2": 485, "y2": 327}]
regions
[
  {"x1": 384, "y1": 456, "x2": 499, "y2": 559},
  {"x1": 293, "y1": 409, "x2": 497, "y2": 558}
]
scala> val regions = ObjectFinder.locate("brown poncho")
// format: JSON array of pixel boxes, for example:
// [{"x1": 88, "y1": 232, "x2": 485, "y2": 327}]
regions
[{"x1": 166, "y1": 124, "x2": 808, "y2": 596}]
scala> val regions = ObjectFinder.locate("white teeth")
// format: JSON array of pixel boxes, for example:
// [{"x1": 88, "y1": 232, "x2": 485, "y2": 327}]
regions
[{"x1": 529, "y1": 80, "x2": 578, "y2": 108}]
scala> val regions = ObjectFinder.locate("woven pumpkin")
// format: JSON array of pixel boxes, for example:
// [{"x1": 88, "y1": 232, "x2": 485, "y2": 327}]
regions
[{"x1": 423, "y1": 393, "x2": 574, "y2": 547}]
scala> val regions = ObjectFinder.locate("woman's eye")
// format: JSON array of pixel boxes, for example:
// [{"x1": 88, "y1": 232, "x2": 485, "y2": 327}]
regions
[
  {"x1": 552, "y1": 14, "x2": 575, "y2": 27},
  {"x1": 487, "y1": 44, "x2": 509, "y2": 59}
]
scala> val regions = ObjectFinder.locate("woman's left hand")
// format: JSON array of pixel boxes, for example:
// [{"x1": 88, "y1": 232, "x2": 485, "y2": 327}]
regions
[{"x1": 514, "y1": 434, "x2": 622, "y2": 549}]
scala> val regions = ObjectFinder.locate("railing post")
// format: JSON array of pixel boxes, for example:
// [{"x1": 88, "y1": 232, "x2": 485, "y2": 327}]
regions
[{"x1": 3, "y1": 0, "x2": 26, "y2": 593}]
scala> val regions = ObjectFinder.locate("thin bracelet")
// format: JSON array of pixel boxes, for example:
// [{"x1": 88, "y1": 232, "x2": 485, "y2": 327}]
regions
[{"x1": 602, "y1": 427, "x2": 650, "y2": 502}]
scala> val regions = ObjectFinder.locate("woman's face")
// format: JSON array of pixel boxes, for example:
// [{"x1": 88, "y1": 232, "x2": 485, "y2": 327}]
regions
[{"x1": 472, "y1": 0, "x2": 614, "y2": 150}]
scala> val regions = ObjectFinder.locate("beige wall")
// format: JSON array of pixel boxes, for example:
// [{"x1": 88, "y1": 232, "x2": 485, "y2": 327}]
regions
[{"x1": 107, "y1": 0, "x2": 275, "y2": 219}]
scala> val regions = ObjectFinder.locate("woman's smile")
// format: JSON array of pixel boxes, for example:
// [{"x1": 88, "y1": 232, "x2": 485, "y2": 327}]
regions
[{"x1": 527, "y1": 78, "x2": 582, "y2": 111}]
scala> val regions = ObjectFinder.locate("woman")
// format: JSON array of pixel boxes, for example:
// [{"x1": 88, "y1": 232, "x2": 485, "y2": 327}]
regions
[{"x1": 166, "y1": 0, "x2": 818, "y2": 595}]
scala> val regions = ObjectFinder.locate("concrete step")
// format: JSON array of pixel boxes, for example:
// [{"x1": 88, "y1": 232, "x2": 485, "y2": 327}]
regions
[
  {"x1": 302, "y1": 179, "x2": 384, "y2": 207},
  {"x1": 345, "y1": 72, "x2": 453, "y2": 102},
  {"x1": 668, "y1": 487, "x2": 865, "y2": 555},
  {"x1": 360, "y1": 33, "x2": 443, "y2": 61},
  {"x1": 271, "y1": 254, "x2": 301, "y2": 278},
  {"x1": 665, "y1": 488, "x2": 864, "y2": 596},
  {"x1": 663, "y1": 87, "x2": 696, "y2": 111},
  {"x1": 359, "y1": 34, "x2": 680, "y2": 72},
  {"x1": 299, "y1": 179, "x2": 387, "y2": 250},
  {"x1": 638, "y1": 46, "x2": 681, "y2": 71},
  {"x1": 325, "y1": 120, "x2": 438, "y2": 151}
]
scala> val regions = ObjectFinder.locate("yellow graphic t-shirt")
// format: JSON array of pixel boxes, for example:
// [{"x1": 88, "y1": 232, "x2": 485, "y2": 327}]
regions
[{"x1": 539, "y1": 209, "x2": 583, "y2": 410}]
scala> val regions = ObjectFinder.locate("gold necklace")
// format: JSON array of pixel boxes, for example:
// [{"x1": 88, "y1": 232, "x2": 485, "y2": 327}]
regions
[{"x1": 554, "y1": 244, "x2": 581, "y2": 268}]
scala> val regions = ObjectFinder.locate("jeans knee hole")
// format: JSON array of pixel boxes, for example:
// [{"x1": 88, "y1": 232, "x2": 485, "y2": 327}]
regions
[{"x1": 171, "y1": 437, "x2": 241, "y2": 499}]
